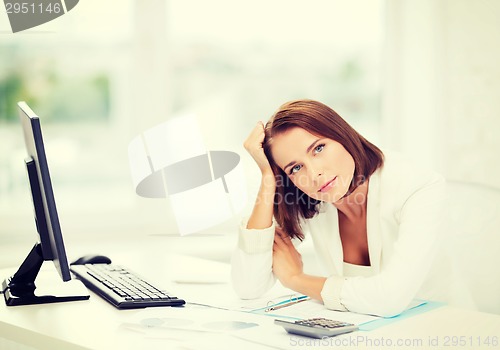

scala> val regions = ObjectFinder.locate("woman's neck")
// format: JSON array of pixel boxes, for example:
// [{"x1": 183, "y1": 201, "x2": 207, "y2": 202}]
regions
[{"x1": 333, "y1": 180, "x2": 369, "y2": 221}]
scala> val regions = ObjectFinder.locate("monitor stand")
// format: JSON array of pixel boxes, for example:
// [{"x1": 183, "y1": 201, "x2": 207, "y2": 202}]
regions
[{"x1": 2, "y1": 243, "x2": 90, "y2": 306}]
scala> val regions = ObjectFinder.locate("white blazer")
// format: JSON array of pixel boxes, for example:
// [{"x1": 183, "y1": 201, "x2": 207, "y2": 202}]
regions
[{"x1": 231, "y1": 151, "x2": 446, "y2": 317}]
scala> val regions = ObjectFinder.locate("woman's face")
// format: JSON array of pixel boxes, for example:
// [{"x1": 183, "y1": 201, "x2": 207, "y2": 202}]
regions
[{"x1": 270, "y1": 127, "x2": 355, "y2": 203}]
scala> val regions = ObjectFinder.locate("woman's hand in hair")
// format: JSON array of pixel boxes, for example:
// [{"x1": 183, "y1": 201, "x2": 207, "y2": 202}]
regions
[
  {"x1": 272, "y1": 227, "x2": 303, "y2": 289},
  {"x1": 245, "y1": 122, "x2": 276, "y2": 230},
  {"x1": 244, "y1": 122, "x2": 273, "y2": 176}
]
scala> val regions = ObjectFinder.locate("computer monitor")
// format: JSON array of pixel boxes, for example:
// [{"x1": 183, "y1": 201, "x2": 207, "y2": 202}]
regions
[{"x1": 2, "y1": 101, "x2": 89, "y2": 306}]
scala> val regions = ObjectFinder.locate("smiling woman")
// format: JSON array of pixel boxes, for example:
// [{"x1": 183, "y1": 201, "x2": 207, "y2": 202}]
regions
[{"x1": 231, "y1": 99, "x2": 446, "y2": 318}]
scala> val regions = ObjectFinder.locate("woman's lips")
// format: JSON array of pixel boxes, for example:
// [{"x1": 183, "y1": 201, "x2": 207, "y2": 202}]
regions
[{"x1": 319, "y1": 176, "x2": 337, "y2": 193}]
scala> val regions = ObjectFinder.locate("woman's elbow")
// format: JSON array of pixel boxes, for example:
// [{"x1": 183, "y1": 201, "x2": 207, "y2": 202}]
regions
[
  {"x1": 230, "y1": 249, "x2": 275, "y2": 299},
  {"x1": 232, "y1": 283, "x2": 263, "y2": 300},
  {"x1": 339, "y1": 291, "x2": 412, "y2": 318},
  {"x1": 230, "y1": 269, "x2": 276, "y2": 299},
  {"x1": 373, "y1": 295, "x2": 414, "y2": 318},
  {"x1": 376, "y1": 305, "x2": 405, "y2": 318}
]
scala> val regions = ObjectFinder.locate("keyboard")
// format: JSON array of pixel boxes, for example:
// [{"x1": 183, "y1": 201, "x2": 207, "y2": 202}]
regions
[{"x1": 70, "y1": 264, "x2": 185, "y2": 309}]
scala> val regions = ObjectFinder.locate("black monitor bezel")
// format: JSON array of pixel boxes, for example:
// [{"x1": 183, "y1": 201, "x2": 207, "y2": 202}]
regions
[{"x1": 18, "y1": 101, "x2": 72, "y2": 281}]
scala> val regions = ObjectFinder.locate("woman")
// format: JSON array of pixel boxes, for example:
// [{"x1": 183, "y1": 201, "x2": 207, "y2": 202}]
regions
[{"x1": 231, "y1": 99, "x2": 445, "y2": 317}]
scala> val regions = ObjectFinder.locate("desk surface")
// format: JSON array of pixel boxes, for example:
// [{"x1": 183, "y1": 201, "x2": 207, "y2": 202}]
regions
[{"x1": 1, "y1": 250, "x2": 500, "y2": 350}]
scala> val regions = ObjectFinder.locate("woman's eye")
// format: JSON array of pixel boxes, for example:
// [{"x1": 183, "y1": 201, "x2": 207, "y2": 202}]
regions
[
  {"x1": 290, "y1": 164, "x2": 302, "y2": 174},
  {"x1": 314, "y1": 144, "x2": 325, "y2": 153}
]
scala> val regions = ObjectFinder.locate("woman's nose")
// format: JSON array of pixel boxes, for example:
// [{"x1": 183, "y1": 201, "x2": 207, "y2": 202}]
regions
[{"x1": 308, "y1": 163, "x2": 323, "y2": 183}]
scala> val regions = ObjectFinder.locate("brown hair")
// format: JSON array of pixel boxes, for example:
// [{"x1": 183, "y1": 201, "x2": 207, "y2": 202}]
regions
[{"x1": 263, "y1": 99, "x2": 384, "y2": 240}]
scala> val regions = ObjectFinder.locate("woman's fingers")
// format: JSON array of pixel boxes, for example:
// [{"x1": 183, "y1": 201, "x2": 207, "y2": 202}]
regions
[
  {"x1": 275, "y1": 227, "x2": 288, "y2": 238},
  {"x1": 243, "y1": 122, "x2": 265, "y2": 151},
  {"x1": 276, "y1": 227, "x2": 293, "y2": 247},
  {"x1": 243, "y1": 122, "x2": 272, "y2": 173},
  {"x1": 274, "y1": 234, "x2": 287, "y2": 249}
]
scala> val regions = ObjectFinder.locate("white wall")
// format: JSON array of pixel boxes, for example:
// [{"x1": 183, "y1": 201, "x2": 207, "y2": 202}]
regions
[
  {"x1": 440, "y1": 0, "x2": 500, "y2": 187},
  {"x1": 382, "y1": 0, "x2": 500, "y2": 188}
]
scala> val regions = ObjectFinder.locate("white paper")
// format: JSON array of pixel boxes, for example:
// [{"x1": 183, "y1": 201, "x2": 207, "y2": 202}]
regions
[{"x1": 120, "y1": 304, "x2": 265, "y2": 336}]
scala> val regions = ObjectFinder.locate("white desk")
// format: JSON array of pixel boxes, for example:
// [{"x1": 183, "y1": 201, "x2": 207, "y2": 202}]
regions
[{"x1": 1, "y1": 248, "x2": 500, "y2": 350}]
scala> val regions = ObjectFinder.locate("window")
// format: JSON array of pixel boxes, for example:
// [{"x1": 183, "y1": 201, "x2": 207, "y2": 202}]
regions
[{"x1": 0, "y1": 0, "x2": 384, "y2": 239}]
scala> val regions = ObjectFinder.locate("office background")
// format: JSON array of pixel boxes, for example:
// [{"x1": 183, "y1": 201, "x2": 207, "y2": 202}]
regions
[{"x1": 1, "y1": 0, "x2": 499, "y2": 297}]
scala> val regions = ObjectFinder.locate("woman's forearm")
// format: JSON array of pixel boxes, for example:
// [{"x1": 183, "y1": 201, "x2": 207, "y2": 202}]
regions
[
  {"x1": 246, "y1": 172, "x2": 276, "y2": 229},
  {"x1": 288, "y1": 273, "x2": 327, "y2": 302}
]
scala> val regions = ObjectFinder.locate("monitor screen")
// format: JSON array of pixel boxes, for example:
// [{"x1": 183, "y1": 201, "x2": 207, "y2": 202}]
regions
[{"x1": 1, "y1": 101, "x2": 88, "y2": 306}]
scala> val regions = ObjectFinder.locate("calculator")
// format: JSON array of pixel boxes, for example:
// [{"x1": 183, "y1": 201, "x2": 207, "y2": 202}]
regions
[{"x1": 274, "y1": 318, "x2": 358, "y2": 338}]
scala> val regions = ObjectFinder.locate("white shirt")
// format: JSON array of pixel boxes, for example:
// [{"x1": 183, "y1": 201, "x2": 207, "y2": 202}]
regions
[
  {"x1": 231, "y1": 151, "x2": 446, "y2": 317},
  {"x1": 343, "y1": 262, "x2": 373, "y2": 277}
]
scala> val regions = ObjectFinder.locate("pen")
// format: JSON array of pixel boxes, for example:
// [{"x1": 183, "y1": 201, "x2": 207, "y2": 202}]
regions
[{"x1": 265, "y1": 296, "x2": 310, "y2": 312}]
